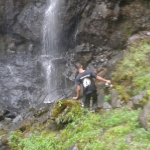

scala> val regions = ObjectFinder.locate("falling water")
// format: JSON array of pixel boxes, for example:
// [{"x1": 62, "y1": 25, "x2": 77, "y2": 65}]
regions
[
  {"x1": 43, "y1": 0, "x2": 59, "y2": 55},
  {"x1": 41, "y1": 0, "x2": 63, "y2": 103}
]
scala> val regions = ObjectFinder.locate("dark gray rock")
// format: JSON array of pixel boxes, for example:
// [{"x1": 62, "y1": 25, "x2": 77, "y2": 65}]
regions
[
  {"x1": 1, "y1": 0, "x2": 46, "y2": 39},
  {"x1": 138, "y1": 101, "x2": 150, "y2": 130},
  {"x1": 0, "y1": 108, "x2": 4, "y2": 121},
  {"x1": 131, "y1": 91, "x2": 146, "y2": 108},
  {"x1": 97, "y1": 90, "x2": 104, "y2": 108},
  {"x1": 13, "y1": 115, "x2": 23, "y2": 123},
  {"x1": 128, "y1": 31, "x2": 150, "y2": 45},
  {"x1": 110, "y1": 89, "x2": 122, "y2": 108},
  {"x1": 63, "y1": 65, "x2": 76, "y2": 81},
  {"x1": 4, "y1": 117, "x2": 12, "y2": 122},
  {"x1": 62, "y1": 0, "x2": 150, "y2": 57},
  {"x1": 12, "y1": 3, "x2": 45, "y2": 41},
  {"x1": 47, "y1": 121, "x2": 58, "y2": 131},
  {"x1": 75, "y1": 43, "x2": 90, "y2": 53},
  {"x1": 67, "y1": 143, "x2": 78, "y2": 150},
  {"x1": 33, "y1": 106, "x2": 49, "y2": 117},
  {"x1": 0, "y1": 107, "x2": 4, "y2": 116},
  {"x1": 0, "y1": 43, "x2": 44, "y2": 113},
  {"x1": 103, "y1": 102, "x2": 112, "y2": 109},
  {"x1": 0, "y1": 123, "x2": 3, "y2": 129},
  {"x1": 126, "y1": 100, "x2": 134, "y2": 109}
]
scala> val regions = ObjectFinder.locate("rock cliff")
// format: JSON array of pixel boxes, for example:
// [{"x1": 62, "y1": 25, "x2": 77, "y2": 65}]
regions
[{"x1": 0, "y1": 0, "x2": 150, "y2": 113}]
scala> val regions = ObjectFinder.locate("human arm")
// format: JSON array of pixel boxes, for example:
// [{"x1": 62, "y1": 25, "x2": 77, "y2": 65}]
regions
[
  {"x1": 96, "y1": 75, "x2": 111, "y2": 84},
  {"x1": 73, "y1": 85, "x2": 80, "y2": 100},
  {"x1": 90, "y1": 70, "x2": 111, "y2": 84}
]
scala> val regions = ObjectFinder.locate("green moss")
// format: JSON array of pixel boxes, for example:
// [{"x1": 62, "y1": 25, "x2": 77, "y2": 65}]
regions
[
  {"x1": 137, "y1": 0, "x2": 150, "y2": 8},
  {"x1": 138, "y1": 89, "x2": 150, "y2": 105},
  {"x1": 0, "y1": 129, "x2": 6, "y2": 139},
  {"x1": 51, "y1": 99, "x2": 83, "y2": 124},
  {"x1": 112, "y1": 40, "x2": 150, "y2": 100},
  {"x1": 122, "y1": 21, "x2": 135, "y2": 39},
  {"x1": 105, "y1": 124, "x2": 133, "y2": 138},
  {"x1": 104, "y1": 94, "x2": 110, "y2": 102},
  {"x1": 8, "y1": 130, "x2": 23, "y2": 150}
]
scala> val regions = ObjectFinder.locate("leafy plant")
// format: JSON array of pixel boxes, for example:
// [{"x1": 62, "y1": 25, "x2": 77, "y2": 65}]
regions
[
  {"x1": 51, "y1": 99, "x2": 83, "y2": 124},
  {"x1": 104, "y1": 94, "x2": 110, "y2": 102}
]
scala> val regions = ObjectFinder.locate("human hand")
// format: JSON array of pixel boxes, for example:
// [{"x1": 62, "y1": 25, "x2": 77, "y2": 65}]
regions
[
  {"x1": 105, "y1": 80, "x2": 113, "y2": 88},
  {"x1": 73, "y1": 96, "x2": 78, "y2": 100},
  {"x1": 106, "y1": 80, "x2": 111, "y2": 84}
]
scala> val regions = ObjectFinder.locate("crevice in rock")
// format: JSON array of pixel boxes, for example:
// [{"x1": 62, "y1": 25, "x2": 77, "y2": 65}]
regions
[{"x1": 119, "y1": 0, "x2": 134, "y2": 7}]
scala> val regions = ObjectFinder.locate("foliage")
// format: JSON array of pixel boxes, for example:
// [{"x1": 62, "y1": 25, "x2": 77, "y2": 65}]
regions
[
  {"x1": 138, "y1": 0, "x2": 150, "y2": 8},
  {"x1": 8, "y1": 130, "x2": 23, "y2": 149},
  {"x1": 8, "y1": 107, "x2": 150, "y2": 150},
  {"x1": 104, "y1": 94, "x2": 110, "y2": 102},
  {"x1": 51, "y1": 99, "x2": 83, "y2": 124},
  {"x1": 112, "y1": 40, "x2": 150, "y2": 100},
  {"x1": 0, "y1": 129, "x2": 6, "y2": 139}
]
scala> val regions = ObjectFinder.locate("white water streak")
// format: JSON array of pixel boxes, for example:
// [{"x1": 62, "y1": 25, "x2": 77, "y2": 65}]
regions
[
  {"x1": 43, "y1": 0, "x2": 59, "y2": 55},
  {"x1": 42, "y1": 0, "x2": 60, "y2": 103}
]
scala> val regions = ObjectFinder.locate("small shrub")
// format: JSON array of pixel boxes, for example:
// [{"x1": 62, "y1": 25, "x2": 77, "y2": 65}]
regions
[
  {"x1": 104, "y1": 94, "x2": 110, "y2": 102},
  {"x1": 51, "y1": 99, "x2": 83, "y2": 124}
]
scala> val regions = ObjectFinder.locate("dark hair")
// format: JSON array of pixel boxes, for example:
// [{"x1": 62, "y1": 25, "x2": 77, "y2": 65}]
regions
[{"x1": 74, "y1": 62, "x2": 82, "y2": 69}]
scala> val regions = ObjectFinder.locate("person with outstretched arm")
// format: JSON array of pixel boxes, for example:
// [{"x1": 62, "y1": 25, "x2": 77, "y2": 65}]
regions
[{"x1": 73, "y1": 62, "x2": 111, "y2": 112}]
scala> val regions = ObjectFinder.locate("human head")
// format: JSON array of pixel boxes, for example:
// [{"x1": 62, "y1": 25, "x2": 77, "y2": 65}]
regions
[{"x1": 74, "y1": 62, "x2": 83, "y2": 72}]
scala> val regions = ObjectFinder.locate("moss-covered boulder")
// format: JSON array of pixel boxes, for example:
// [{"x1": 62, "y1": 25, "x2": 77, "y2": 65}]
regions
[
  {"x1": 112, "y1": 39, "x2": 150, "y2": 102},
  {"x1": 51, "y1": 100, "x2": 83, "y2": 125}
]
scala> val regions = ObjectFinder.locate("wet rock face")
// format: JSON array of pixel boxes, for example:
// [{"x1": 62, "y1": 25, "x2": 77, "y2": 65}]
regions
[
  {"x1": 62, "y1": 0, "x2": 150, "y2": 83},
  {"x1": 1, "y1": 0, "x2": 150, "y2": 53},
  {"x1": 0, "y1": 0, "x2": 46, "y2": 41},
  {"x1": 12, "y1": 2, "x2": 46, "y2": 41},
  {"x1": 75, "y1": 0, "x2": 121, "y2": 48},
  {"x1": 0, "y1": 0, "x2": 150, "y2": 114},
  {"x1": 0, "y1": 0, "x2": 46, "y2": 113},
  {"x1": 61, "y1": 0, "x2": 150, "y2": 51},
  {"x1": 0, "y1": 47, "x2": 44, "y2": 113}
]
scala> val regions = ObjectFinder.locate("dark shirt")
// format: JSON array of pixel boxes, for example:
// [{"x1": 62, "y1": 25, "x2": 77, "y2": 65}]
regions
[{"x1": 75, "y1": 70, "x2": 97, "y2": 95}]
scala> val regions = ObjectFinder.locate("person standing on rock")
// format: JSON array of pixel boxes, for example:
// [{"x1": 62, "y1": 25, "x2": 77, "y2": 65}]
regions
[{"x1": 73, "y1": 62, "x2": 111, "y2": 112}]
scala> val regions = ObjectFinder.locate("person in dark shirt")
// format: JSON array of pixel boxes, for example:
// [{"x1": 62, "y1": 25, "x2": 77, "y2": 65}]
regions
[{"x1": 73, "y1": 62, "x2": 111, "y2": 111}]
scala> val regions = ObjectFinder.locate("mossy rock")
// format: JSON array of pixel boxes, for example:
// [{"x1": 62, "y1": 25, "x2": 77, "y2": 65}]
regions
[
  {"x1": 112, "y1": 39, "x2": 150, "y2": 101},
  {"x1": 51, "y1": 100, "x2": 83, "y2": 124},
  {"x1": 0, "y1": 129, "x2": 6, "y2": 139}
]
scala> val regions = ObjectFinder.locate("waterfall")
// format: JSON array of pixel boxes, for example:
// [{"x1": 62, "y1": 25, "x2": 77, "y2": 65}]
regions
[
  {"x1": 43, "y1": 0, "x2": 59, "y2": 55},
  {"x1": 41, "y1": 0, "x2": 65, "y2": 103}
]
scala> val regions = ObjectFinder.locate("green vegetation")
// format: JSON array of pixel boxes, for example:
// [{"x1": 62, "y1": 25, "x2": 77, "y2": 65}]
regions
[
  {"x1": 122, "y1": 21, "x2": 134, "y2": 39},
  {"x1": 51, "y1": 100, "x2": 83, "y2": 124},
  {"x1": 8, "y1": 107, "x2": 150, "y2": 150},
  {"x1": 104, "y1": 94, "x2": 110, "y2": 102},
  {"x1": 0, "y1": 129, "x2": 6, "y2": 139},
  {"x1": 112, "y1": 40, "x2": 150, "y2": 100},
  {"x1": 138, "y1": 0, "x2": 150, "y2": 8}
]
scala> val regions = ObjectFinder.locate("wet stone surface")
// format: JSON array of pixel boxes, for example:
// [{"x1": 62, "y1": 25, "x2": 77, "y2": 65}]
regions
[{"x1": 0, "y1": 51, "x2": 43, "y2": 114}]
